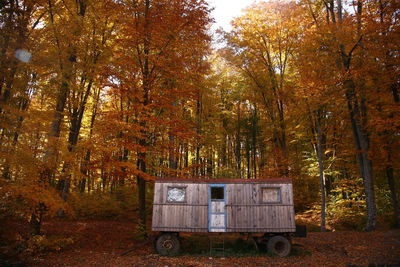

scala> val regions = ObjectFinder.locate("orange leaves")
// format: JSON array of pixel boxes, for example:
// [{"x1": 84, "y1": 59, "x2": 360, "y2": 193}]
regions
[
  {"x1": 0, "y1": 182, "x2": 72, "y2": 219},
  {"x1": 26, "y1": 220, "x2": 400, "y2": 266}
]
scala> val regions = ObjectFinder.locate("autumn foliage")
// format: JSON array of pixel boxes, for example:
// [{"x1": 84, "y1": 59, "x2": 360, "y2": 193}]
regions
[{"x1": 0, "y1": 0, "x2": 399, "y2": 260}]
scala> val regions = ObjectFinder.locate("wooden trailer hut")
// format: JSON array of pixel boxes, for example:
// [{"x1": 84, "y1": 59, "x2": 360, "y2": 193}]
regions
[{"x1": 152, "y1": 178, "x2": 306, "y2": 256}]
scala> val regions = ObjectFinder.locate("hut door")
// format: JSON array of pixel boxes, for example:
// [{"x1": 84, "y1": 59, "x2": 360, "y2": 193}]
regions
[{"x1": 208, "y1": 185, "x2": 226, "y2": 232}]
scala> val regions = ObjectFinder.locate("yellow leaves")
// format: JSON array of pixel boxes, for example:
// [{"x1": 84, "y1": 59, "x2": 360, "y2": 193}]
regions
[
  {"x1": 0, "y1": 182, "x2": 70, "y2": 220},
  {"x1": 324, "y1": 149, "x2": 334, "y2": 155}
]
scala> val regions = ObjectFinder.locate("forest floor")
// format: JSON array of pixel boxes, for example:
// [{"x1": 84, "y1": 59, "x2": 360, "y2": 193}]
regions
[{"x1": 24, "y1": 220, "x2": 400, "y2": 267}]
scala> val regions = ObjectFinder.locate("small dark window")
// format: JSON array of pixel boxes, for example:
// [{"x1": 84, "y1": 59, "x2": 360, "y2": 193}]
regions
[{"x1": 211, "y1": 187, "x2": 224, "y2": 200}]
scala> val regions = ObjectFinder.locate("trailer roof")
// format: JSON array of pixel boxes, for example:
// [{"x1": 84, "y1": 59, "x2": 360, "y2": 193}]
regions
[{"x1": 155, "y1": 178, "x2": 292, "y2": 184}]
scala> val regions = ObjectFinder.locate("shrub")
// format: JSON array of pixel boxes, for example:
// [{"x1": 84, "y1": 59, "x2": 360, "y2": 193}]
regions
[
  {"x1": 68, "y1": 187, "x2": 138, "y2": 219},
  {"x1": 21, "y1": 235, "x2": 74, "y2": 257},
  {"x1": 327, "y1": 178, "x2": 366, "y2": 230}
]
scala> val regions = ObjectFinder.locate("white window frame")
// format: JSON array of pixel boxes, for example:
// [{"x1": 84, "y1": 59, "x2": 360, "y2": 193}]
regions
[
  {"x1": 166, "y1": 186, "x2": 187, "y2": 203},
  {"x1": 260, "y1": 187, "x2": 282, "y2": 204}
]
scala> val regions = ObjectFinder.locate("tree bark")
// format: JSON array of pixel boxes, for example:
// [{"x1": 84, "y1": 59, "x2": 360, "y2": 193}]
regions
[
  {"x1": 386, "y1": 165, "x2": 400, "y2": 227},
  {"x1": 335, "y1": 0, "x2": 376, "y2": 231},
  {"x1": 195, "y1": 90, "x2": 202, "y2": 177},
  {"x1": 235, "y1": 101, "x2": 241, "y2": 172},
  {"x1": 137, "y1": 147, "x2": 147, "y2": 230},
  {"x1": 345, "y1": 79, "x2": 376, "y2": 231},
  {"x1": 169, "y1": 134, "x2": 177, "y2": 170},
  {"x1": 315, "y1": 109, "x2": 326, "y2": 232},
  {"x1": 252, "y1": 106, "x2": 258, "y2": 179},
  {"x1": 135, "y1": 0, "x2": 151, "y2": 234}
]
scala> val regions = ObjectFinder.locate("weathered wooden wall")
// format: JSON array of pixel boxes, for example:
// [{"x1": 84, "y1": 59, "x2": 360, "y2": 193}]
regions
[
  {"x1": 152, "y1": 182, "x2": 208, "y2": 232},
  {"x1": 151, "y1": 181, "x2": 295, "y2": 233},
  {"x1": 225, "y1": 183, "x2": 295, "y2": 232}
]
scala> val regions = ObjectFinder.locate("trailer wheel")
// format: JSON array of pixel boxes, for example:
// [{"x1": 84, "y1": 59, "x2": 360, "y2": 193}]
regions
[
  {"x1": 267, "y1": 235, "x2": 291, "y2": 257},
  {"x1": 155, "y1": 233, "x2": 180, "y2": 256}
]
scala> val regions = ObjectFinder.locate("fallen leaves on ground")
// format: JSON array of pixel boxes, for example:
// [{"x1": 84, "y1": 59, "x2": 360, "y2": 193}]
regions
[{"x1": 26, "y1": 220, "x2": 400, "y2": 267}]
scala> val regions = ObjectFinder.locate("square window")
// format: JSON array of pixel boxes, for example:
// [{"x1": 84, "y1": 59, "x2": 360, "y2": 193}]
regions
[
  {"x1": 211, "y1": 187, "x2": 224, "y2": 200},
  {"x1": 167, "y1": 187, "x2": 186, "y2": 203},
  {"x1": 261, "y1": 187, "x2": 281, "y2": 203}
]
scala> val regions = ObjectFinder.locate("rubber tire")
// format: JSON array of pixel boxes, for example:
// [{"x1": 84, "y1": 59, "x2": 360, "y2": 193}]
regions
[
  {"x1": 155, "y1": 233, "x2": 180, "y2": 256},
  {"x1": 267, "y1": 235, "x2": 291, "y2": 257}
]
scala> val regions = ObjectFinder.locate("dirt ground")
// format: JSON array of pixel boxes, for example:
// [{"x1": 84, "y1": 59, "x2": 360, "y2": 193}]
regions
[{"x1": 25, "y1": 220, "x2": 400, "y2": 267}]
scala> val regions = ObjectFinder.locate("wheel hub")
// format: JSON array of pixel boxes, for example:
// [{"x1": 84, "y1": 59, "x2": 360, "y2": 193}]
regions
[
  {"x1": 162, "y1": 239, "x2": 173, "y2": 250},
  {"x1": 275, "y1": 241, "x2": 285, "y2": 253}
]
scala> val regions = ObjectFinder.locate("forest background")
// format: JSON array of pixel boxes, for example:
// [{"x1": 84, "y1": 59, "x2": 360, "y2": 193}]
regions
[{"x1": 0, "y1": 0, "x2": 399, "y2": 258}]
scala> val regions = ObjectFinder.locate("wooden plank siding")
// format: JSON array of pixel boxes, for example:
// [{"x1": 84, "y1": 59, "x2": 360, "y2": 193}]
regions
[
  {"x1": 225, "y1": 183, "x2": 295, "y2": 232},
  {"x1": 152, "y1": 181, "x2": 295, "y2": 233},
  {"x1": 152, "y1": 182, "x2": 208, "y2": 232}
]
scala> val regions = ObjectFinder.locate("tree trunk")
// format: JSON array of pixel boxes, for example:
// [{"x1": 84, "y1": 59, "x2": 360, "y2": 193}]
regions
[
  {"x1": 2, "y1": 87, "x2": 31, "y2": 180},
  {"x1": 184, "y1": 143, "x2": 189, "y2": 168},
  {"x1": 43, "y1": 0, "x2": 73, "y2": 187},
  {"x1": 137, "y1": 148, "x2": 147, "y2": 231},
  {"x1": 345, "y1": 79, "x2": 376, "y2": 231},
  {"x1": 135, "y1": 0, "x2": 151, "y2": 234},
  {"x1": 246, "y1": 138, "x2": 251, "y2": 179},
  {"x1": 336, "y1": 0, "x2": 376, "y2": 231},
  {"x1": 381, "y1": 1, "x2": 400, "y2": 226},
  {"x1": 315, "y1": 109, "x2": 326, "y2": 232},
  {"x1": 29, "y1": 202, "x2": 46, "y2": 235},
  {"x1": 235, "y1": 101, "x2": 241, "y2": 172},
  {"x1": 195, "y1": 90, "x2": 202, "y2": 177},
  {"x1": 386, "y1": 159, "x2": 400, "y2": 227},
  {"x1": 169, "y1": 134, "x2": 177, "y2": 170},
  {"x1": 252, "y1": 106, "x2": 258, "y2": 179}
]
